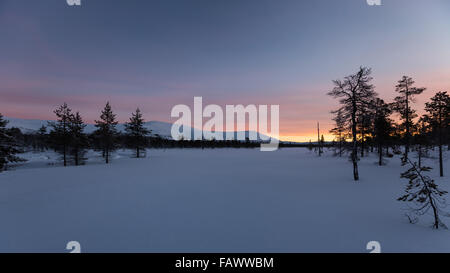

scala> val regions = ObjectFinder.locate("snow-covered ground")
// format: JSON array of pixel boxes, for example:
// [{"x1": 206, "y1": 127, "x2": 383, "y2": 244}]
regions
[{"x1": 0, "y1": 148, "x2": 449, "y2": 253}]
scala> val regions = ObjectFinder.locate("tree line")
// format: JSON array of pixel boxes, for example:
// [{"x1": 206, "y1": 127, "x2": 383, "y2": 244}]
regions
[
  {"x1": 328, "y1": 67, "x2": 449, "y2": 179},
  {"x1": 327, "y1": 66, "x2": 450, "y2": 229},
  {"x1": 0, "y1": 102, "x2": 265, "y2": 171},
  {"x1": 0, "y1": 102, "x2": 150, "y2": 169}
]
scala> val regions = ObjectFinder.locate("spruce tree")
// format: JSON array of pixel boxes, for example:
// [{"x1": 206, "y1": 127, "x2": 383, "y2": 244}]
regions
[
  {"x1": 125, "y1": 108, "x2": 150, "y2": 158},
  {"x1": 49, "y1": 103, "x2": 73, "y2": 166},
  {"x1": 95, "y1": 102, "x2": 118, "y2": 164},
  {"x1": 0, "y1": 114, "x2": 23, "y2": 171},
  {"x1": 69, "y1": 112, "x2": 88, "y2": 166},
  {"x1": 424, "y1": 91, "x2": 450, "y2": 177},
  {"x1": 393, "y1": 76, "x2": 426, "y2": 162}
]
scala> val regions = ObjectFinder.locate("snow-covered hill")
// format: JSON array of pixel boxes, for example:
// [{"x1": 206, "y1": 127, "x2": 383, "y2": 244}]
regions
[{"x1": 5, "y1": 117, "x2": 274, "y2": 141}]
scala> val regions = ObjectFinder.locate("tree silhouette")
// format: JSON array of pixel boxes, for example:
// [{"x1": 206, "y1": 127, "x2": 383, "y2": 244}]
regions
[
  {"x1": 398, "y1": 160, "x2": 447, "y2": 229},
  {"x1": 49, "y1": 103, "x2": 73, "y2": 166},
  {"x1": 125, "y1": 108, "x2": 150, "y2": 158},
  {"x1": 95, "y1": 102, "x2": 118, "y2": 164},
  {"x1": 69, "y1": 112, "x2": 88, "y2": 166},
  {"x1": 393, "y1": 76, "x2": 426, "y2": 162},
  {"x1": 0, "y1": 114, "x2": 23, "y2": 171},
  {"x1": 330, "y1": 109, "x2": 347, "y2": 157},
  {"x1": 424, "y1": 91, "x2": 450, "y2": 177},
  {"x1": 373, "y1": 98, "x2": 393, "y2": 166},
  {"x1": 328, "y1": 66, "x2": 377, "y2": 181}
]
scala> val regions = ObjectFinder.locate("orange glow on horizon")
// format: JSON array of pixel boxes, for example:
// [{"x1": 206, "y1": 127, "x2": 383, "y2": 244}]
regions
[{"x1": 278, "y1": 134, "x2": 335, "y2": 143}]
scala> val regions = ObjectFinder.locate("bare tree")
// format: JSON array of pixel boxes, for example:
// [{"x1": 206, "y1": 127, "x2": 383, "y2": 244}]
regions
[{"x1": 328, "y1": 66, "x2": 377, "y2": 181}]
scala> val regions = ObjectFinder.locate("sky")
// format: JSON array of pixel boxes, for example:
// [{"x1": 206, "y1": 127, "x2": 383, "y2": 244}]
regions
[{"x1": 0, "y1": 0, "x2": 449, "y2": 142}]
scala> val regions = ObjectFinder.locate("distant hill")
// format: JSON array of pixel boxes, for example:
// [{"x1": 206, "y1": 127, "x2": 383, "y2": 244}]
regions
[{"x1": 5, "y1": 117, "x2": 276, "y2": 142}]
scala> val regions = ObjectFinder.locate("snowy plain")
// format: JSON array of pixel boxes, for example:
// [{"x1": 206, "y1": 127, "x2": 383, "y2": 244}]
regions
[{"x1": 0, "y1": 148, "x2": 449, "y2": 253}]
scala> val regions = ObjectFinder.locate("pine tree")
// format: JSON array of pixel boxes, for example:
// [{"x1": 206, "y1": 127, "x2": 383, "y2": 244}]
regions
[
  {"x1": 398, "y1": 159, "x2": 448, "y2": 229},
  {"x1": 424, "y1": 91, "x2": 450, "y2": 177},
  {"x1": 49, "y1": 103, "x2": 73, "y2": 166},
  {"x1": 414, "y1": 117, "x2": 430, "y2": 168},
  {"x1": 373, "y1": 98, "x2": 393, "y2": 166},
  {"x1": 330, "y1": 109, "x2": 347, "y2": 157},
  {"x1": 69, "y1": 112, "x2": 88, "y2": 166},
  {"x1": 357, "y1": 110, "x2": 374, "y2": 158},
  {"x1": 0, "y1": 114, "x2": 23, "y2": 171},
  {"x1": 328, "y1": 66, "x2": 377, "y2": 181},
  {"x1": 95, "y1": 102, "x2": 118, "y2": 164},
  {"x1": 393, "y1": 76, "x2": 426, "y2": 162},
  {"x1": 125, "y1": 108, "x2": 150, "y2": 158}
]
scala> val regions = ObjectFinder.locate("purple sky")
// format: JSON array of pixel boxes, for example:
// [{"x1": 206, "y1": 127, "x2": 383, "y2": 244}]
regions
[{"x1": 1, "y1": 0, "x2": 449, "y2": 141}]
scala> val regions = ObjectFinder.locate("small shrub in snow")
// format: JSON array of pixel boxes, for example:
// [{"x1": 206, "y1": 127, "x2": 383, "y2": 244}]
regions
[{"x1": 398, "y1": 160, "x2": 448, "y2": 229}]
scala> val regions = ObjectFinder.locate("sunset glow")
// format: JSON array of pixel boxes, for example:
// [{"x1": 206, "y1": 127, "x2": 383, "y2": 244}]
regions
[{"x1": 1, "y1": 0, "x2": 449, "y2": 141}]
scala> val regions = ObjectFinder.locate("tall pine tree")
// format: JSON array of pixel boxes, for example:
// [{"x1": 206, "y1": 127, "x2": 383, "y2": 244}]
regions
[
  {"x1": 393, "y1": 76, "x2": 426, "y2": 162},
  {"x1": 125, "y1": 108, "x2": 150, "y2": 158},
  {"x1": 48, "y1": 103, "x2": 73, "y2": 167},
  {"x1": 69, "y1": 112, "x2": 88, "y2": 166},
  {"x1": 95, "y1": 102, "x2": 118, "y2": 164},
  {"x1": 424, "y1": 91, "x2": 450, "y2": 177}
]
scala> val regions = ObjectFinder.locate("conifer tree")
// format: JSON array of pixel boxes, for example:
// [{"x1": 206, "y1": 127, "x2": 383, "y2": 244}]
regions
[
  {"x1": 125, "y1": 108, "x2": 150, "y2": 158},
  {"x1": 393, "y1": 76, "x2": 426, "y2": 162},
  {"x1": 424, "y1": 91, "x2": 450, "y2": 177},
  {"x1": 398, "y1": 160, "x2": 448, "y2": 229},
  {"x1": 373, "y1": 98, "x2": 393, "y2": 166},
  {"x1": 357, "y1": 111, "x2": 373, "y2": 158},
  {"x1": 0, "y1": 114, "x2": 23, "y2": 171},
  {"x1": 330, "y1": 109, "x2": 347, "y2": 157},
  {"x1": 95, "y1": 102, "x2": 118, "y2": 164},
  {"x1": 415, "y1": 117, "x2": 430, "y2": 168},
  {"x1": 69, "y1": 112, "x2": 88, "y2": 166},
  {"x1": 49, "y1": 103, "x2": 73, "y2": 166}
]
